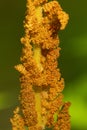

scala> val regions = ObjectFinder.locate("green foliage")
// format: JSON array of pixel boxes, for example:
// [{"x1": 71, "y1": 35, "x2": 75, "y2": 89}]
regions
[
  {"x1": 45, "y1": 126, "x2": 53, "y2": 130},
  {"x1": 53, "y1": 112, "x2": 58, "y2": 123}
]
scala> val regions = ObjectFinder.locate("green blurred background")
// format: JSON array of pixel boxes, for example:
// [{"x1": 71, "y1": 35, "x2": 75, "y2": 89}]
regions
[{"x1": 0, "y1": 0, "x2": 87, "y2": 130}]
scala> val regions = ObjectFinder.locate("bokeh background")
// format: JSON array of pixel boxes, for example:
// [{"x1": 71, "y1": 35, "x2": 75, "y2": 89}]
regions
[{"x1": 0, "y1": 0, "x2": 87, "y2": 130}]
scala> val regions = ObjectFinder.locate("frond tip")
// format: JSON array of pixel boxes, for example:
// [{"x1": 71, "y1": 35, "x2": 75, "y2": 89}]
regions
[{"x1": 11, "y1": 0, "x2": 71, "y2": 130}]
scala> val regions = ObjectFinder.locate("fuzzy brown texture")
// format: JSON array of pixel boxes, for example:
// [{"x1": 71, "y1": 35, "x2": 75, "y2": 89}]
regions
[{"x1": 10, "y1": 0, "x2": 71, "y2": 130}]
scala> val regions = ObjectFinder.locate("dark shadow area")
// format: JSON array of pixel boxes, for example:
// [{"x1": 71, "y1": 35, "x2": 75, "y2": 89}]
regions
[{"x1": 0, "y1": 106, "x2": 17, "y2": 130}]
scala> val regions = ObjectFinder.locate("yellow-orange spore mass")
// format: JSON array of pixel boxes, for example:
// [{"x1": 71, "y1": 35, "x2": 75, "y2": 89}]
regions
[{"x1": 11, "y1": 0, "x2": 70, "y2": 130}]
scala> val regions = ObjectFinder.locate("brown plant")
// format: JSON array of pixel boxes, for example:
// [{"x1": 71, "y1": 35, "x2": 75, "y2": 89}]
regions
[{"x1": 10, "y1": 0, "x2": 71, "y2": 130}]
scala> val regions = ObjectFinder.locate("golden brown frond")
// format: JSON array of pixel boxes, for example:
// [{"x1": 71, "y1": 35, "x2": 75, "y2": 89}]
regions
[{"x1": 11, "y1": 0, "x2": 70, "y2": 130}]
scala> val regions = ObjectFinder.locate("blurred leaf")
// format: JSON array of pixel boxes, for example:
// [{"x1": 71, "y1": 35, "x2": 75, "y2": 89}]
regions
[
  {"x1": 64, "y1": 74, "x2": 87, "y2": 129},
  {"x1": 67, "y1": 35, "x2": 87, "y2": 57},
  {"x1": 0, "y1": 90, "x2": 18, "y2": 110}
]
